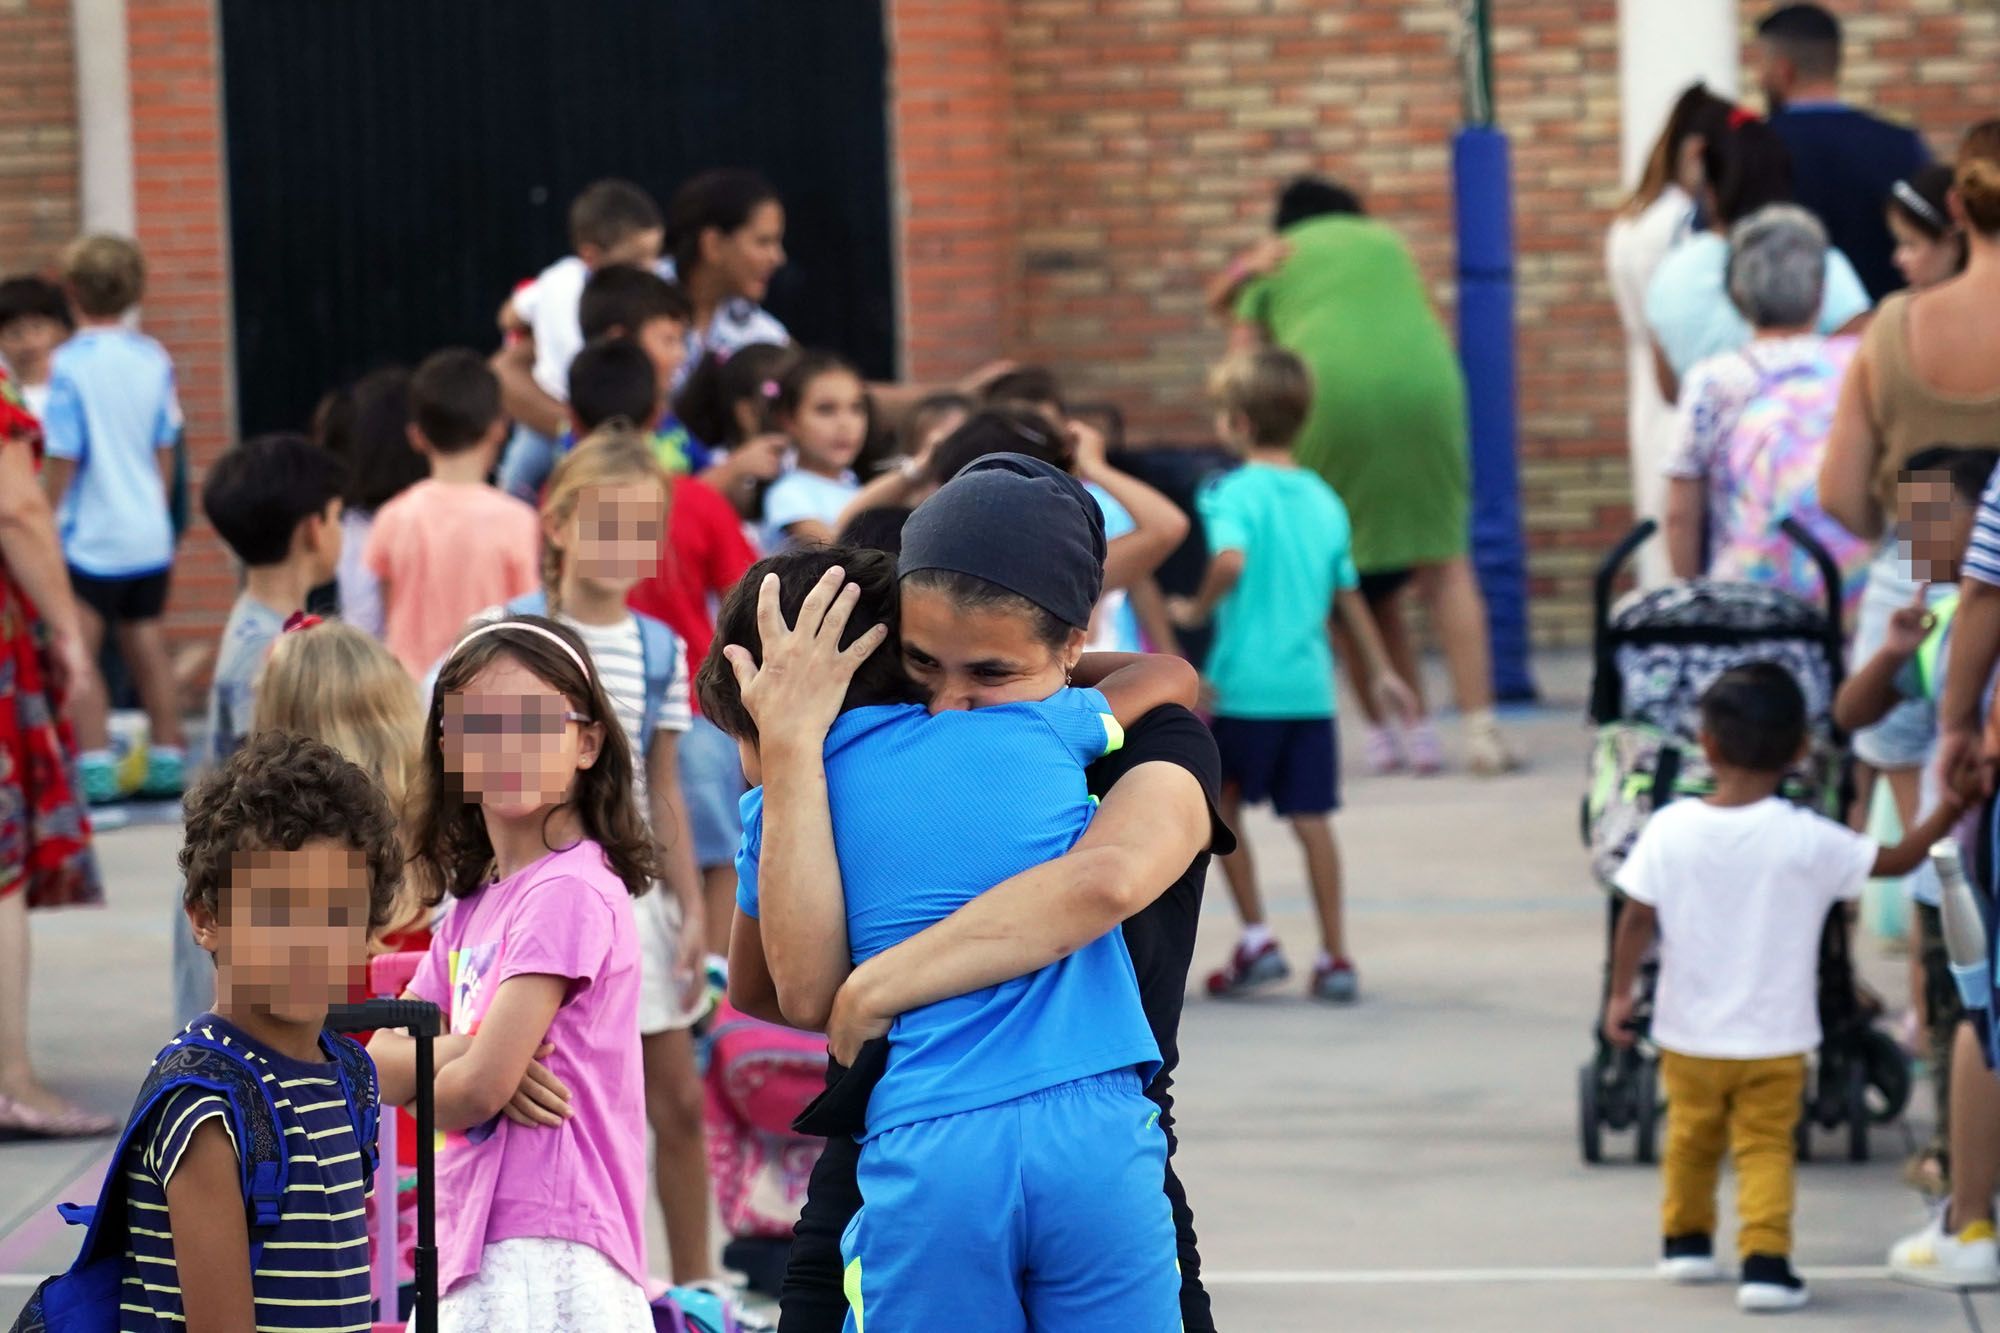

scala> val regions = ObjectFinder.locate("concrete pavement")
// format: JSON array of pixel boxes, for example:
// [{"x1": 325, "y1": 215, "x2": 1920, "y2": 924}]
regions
[{"x1": 1, "y1": 653, "x2": 1988, "y2": 1330}]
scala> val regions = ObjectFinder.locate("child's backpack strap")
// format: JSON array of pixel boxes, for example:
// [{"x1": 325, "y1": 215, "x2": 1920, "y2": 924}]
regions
[
  {"x1": 9, "y1": 1027, "x2": 291, "y2": 1333},
  {"x1": 321, "y1": 1030, "x2": 380, "y2": 1180},
  {"x1": 634, "y1": 609, "x2": 683, "y2": 745}
]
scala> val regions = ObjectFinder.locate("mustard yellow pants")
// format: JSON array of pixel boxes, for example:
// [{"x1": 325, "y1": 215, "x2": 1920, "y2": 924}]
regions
[{"x1": 1659, "y1": 1050, "x2": 1807, "y2": 1259}]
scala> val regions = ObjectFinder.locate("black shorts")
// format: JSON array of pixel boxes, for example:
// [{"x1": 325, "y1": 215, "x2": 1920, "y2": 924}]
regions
[
  {"x1": 1211, "y1": 716, "x2": 1340, "y2": 816},
  {"x1": 1357, "y1": 567, "x2": 1413, "y2": 609},
  {"x1": 69, "y1": 567, "x2": 170, "y2": 623}
]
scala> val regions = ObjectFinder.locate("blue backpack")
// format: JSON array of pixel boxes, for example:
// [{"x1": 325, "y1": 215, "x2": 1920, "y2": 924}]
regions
[
  {"x1": 8, "y1": 1023, "x2": 379, "y2": 1333},
  {"x1": 501, "y1": 592, "x2": 683, "y2": 746}
]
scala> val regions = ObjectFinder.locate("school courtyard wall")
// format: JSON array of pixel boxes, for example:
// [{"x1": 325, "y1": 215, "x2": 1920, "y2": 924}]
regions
[{"x1": 2, "y1": 0, "x2": 1997, "y2": 657}]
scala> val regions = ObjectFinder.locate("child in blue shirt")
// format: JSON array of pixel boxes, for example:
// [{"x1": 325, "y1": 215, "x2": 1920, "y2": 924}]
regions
[
  {"x1": 41, "y1": 234, "x2": 189, "y2": 803},
  {"x1": 1169, "y1": 348, "x2": 1416, "y2": 1004},
  {"x1": 698, "y1": 463, "x2": 1191, "y2": 1331}
]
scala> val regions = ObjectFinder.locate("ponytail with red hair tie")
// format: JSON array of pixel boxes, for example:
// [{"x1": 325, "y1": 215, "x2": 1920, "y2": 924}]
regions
[{"x1": 1727, "y1": 106, "x2": 1758, "y2": 130}]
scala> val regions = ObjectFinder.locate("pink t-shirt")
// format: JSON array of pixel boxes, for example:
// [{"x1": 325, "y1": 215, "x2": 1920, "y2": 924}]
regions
[
  {"x1": 407, "y1": 840, "x2": 647, "y2": 1295},
  {"x1": 363, "y1": 479, "x2": 540, "y2": 677}
]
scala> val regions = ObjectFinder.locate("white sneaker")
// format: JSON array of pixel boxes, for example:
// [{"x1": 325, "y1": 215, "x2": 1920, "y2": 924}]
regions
[
  {"x1": 1889, "y1": 1212, "x2": 2000, "y2": 1290},
  {"x1": 1658, "y1": 1254, "x2": 1723, "y2": 1283}
]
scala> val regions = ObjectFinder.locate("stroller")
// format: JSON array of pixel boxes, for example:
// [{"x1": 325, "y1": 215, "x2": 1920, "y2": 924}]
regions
[{"x1": 1576, "y1": 518, "x2": 1911, "y2": 1165}]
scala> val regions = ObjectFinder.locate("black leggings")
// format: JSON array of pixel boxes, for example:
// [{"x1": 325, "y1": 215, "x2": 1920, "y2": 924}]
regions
[{"x1": 778, "y1": 1092, "x2": 1216, "y2": 1332}]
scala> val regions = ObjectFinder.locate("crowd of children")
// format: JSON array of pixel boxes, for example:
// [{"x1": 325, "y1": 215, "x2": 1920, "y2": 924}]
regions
[{"x1": 23, "y1": 103, "x2": 2000, "y2": 1326}]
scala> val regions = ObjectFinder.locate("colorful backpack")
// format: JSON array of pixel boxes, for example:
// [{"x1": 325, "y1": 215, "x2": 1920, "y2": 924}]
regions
[
  {"x1": 8, "y1": 1024, "x2": 378, "y2": 1333},
  {"x1": 702, "y1": 1001, "x2": 829, "y2": 1240},
  {"x1": 1706, "y1": 341, "x2": 1870, "y2": 618}
]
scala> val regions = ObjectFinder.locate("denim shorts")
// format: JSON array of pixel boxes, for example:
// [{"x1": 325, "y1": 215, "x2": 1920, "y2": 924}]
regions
[
  {"x1": 1850, "y1": 545, "x2": 1947, "y2": 770},
  {"x1": 677, "y1": 712, "x2": 747, "y2": 870}
]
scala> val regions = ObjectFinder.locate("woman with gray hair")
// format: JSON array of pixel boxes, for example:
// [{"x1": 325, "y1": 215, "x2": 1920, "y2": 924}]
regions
[{"x1": 1661, "y1": 203, "x2": 1872, "y2": 612}]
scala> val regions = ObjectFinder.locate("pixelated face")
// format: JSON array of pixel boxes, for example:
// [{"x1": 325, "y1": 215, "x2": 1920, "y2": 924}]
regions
[
  {"x1": 711, "y1": 201, "x2": 786, "y2": 303},
  {"x1": 788, "y1": 369, "x2": 868, "y2": 471},
  {"x1": 0, "y1": 314, "x2": 66, "y2": 375},
  {"x1": 558, "y1": 482, "x2": 665, "y2": 590},
  {"x1": 898, "y1": 583, "x2": 1076, "y2": 714},
  {"x1": 1899, "y1": 472, "x2": 1974, "y2": 583},
  {"x1": 636, "y1": 316, "x2": 688, "y2": 398},
  {"x1": 598, "y1": 226, "x2": 665, "y2": 270},
  {"x1": 1889, "y1": 211, "x2": 1960, "y2": 291},
  {"x1": 440, "y1": 655, "x2": 603, "y2": 818},
  {"x1": 193, "y1": 839, "x2": 372, "y2": 1024}
]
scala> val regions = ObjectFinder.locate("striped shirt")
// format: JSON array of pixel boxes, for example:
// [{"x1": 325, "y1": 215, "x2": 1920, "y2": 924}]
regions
[
  {"x1": 1967, "y1": 464, "x2": 2000, "y2": 589},
  {"x1": 118, "y1": 1017, "x2": 374, "y2": 1333}
]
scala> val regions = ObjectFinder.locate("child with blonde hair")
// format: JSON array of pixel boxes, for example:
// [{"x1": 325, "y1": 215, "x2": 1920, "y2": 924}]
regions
[
  {"x1": 252, "y1": 616, "x2": 431, "y2": 946},
  {"x1": 447, "y1": 425, "x2": 719, "y2": 1292}
]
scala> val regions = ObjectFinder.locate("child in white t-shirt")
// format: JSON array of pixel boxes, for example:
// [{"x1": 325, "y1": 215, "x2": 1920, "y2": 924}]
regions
[{"x1": 1604, "y1": 662, "x2": 1961, "y2": 1315}]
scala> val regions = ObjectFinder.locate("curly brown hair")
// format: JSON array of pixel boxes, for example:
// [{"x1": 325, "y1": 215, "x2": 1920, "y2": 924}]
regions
[
  {"x1": 179, "y1": 730, "x2": 405, "y2": 929},
  {"x1": 412, "y1": 615, "x2": 660, "y2": 903}
]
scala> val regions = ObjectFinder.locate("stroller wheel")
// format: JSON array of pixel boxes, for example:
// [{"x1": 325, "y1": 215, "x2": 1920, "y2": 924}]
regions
[
  {"x1": 1634, "y1": 1057, "x2": 1660, "y2": 1165},
  {"x1": 1578, "y1": 1063, "x2": 1604, "y2": 1165},
  {"x1": 1845, "y1": 1056, "x2": 1871, "y2": 1163},
  {"x1": 1862, "y1": 1028, "x2": 1913, "y2": 1125}
]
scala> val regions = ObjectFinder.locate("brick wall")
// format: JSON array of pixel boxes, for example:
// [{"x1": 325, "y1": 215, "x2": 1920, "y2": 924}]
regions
[
  {"x1": 893, "y1": 0, "x2": 2000, "y2": 648},
  {"x1": 127, "y1": 0, "x2": 234, "y2": 655},
  {"x1": 0, "y1": 0, "x2": 79, "y2": 279}
]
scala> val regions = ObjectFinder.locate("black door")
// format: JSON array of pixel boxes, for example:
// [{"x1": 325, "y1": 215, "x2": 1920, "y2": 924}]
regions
[{"x1": 219, "y1": 0, "x2": 896, "y2": 438}]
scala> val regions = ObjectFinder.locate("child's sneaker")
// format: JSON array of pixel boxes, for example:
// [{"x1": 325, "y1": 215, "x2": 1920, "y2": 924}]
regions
[
  {"x1": 140, "y1": 747, "x2": 185, "y2": 800},
  {"x1": 1205, "y1": 939, "x2": 1290, "y2": 997},
  {"x1": 1362, "y1": 726, "x2": 1405, "y2": 776},
  {"x1": 78, "y1": 753, "x2": 120, "y2": 806},
  {"x1": 1404, "y1": 721, "x2": 1445, "y2": 776},
  {"x1": 1310, "y1": 957, "x2": 1359, "y2": 1003},
  {"x1": 1736, "y1": 1254, "x2": 1808, "y2": 1312},
  {"x1": 1889, "y1": 1212, "x2": 2000, "y2": 1289},
  {"x1": 1657, "y1": 1233, "x2": 1721, "y2": 1283},
  {"x1": 1465, "y1": 712, "x2": 1521, "y2": 777}
]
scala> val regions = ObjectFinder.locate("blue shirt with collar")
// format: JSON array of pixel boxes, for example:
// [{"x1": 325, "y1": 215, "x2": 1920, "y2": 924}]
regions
[{"x1": 735, "y1": 686, "x2": 1162, "y2": 1137}]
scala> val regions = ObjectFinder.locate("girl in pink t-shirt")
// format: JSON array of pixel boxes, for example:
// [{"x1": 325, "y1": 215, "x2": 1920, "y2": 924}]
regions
[{"x1": 371, "y1": 615, "x2": 661, "y2": 1332}]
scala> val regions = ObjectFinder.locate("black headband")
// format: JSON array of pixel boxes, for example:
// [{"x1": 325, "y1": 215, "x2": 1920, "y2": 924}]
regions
[{"x1": 899, "y1": 453, "x2": 1107, "y2": 629}]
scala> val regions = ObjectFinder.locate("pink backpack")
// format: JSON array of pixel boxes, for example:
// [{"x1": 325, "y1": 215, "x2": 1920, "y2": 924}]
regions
[{"x1": 702, "y1": 1002, "x2": 829, "y2": 1239}]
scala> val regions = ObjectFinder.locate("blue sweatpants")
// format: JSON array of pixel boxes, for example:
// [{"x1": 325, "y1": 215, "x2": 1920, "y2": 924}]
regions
[{"x1": 839, "y1": 1070, "x2": 1179, "y2": 1333}]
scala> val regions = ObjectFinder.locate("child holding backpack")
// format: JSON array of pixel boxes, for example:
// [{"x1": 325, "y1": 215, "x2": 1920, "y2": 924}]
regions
[
  {"x1": 372, "y1": 614, "x2": 660, "y2": 1331},
  {"x1": 11, "y1": 731, "x2": 404, "y2": 1331}
]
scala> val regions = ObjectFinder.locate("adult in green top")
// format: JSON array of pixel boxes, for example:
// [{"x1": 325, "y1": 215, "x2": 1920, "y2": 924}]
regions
[{"x1": 1209, "y1": 176, "x2": 1516, "y2": 777}]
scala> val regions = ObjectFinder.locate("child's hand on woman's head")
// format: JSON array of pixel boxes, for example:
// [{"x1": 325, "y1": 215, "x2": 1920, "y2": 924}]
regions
[{"x1": 720, "y1": 566, "x2": 889, "y2": 748}]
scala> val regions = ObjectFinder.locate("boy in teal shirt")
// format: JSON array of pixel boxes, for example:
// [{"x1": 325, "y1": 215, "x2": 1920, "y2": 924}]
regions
[{"x1": 1170, "y1": 347, "x2": 1415, "y2": 1002}]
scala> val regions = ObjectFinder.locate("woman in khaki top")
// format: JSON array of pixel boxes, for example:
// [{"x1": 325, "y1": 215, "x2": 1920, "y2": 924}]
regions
[{"x1": 1821, "y1": 125, "x2": 2000, "y2": 541}]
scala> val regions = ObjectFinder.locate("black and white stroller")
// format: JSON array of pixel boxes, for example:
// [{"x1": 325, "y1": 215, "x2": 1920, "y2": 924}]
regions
[{"x1": 1576, "y1": 519, "x2": 1911, "y2": 1165}]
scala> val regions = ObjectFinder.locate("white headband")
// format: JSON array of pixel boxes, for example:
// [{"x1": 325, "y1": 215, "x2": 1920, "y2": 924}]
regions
[
  {"x1": 1893, "y1": 178, "x2": 1947, "y2": 232},
  {"x1": 448, "y1": 619, "x2": 593, "y2": 684}
]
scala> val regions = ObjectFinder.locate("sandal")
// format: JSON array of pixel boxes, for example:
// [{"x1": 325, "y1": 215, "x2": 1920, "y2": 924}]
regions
[{"x1": 0, "y1": 1092, "x2": 117, "y2": 1140}]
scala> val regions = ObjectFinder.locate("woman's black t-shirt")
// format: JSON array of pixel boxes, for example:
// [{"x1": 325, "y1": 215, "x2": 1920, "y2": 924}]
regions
[{"x1": 777, "y1": 704, "x2": 1232, "y2": 1333}]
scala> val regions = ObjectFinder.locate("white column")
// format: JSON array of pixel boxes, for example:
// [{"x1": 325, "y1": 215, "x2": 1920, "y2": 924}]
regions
[
  {"x1": 70, "y1": 0, "x2": 137, "y2": 237},
  {"x1": 1618, "y1": 0, "x2": 1741, "y2": 188}
]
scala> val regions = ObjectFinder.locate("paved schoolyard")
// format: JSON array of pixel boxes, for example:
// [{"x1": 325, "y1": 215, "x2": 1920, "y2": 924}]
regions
[{"x1": 1, "y1": 654, "x2": 1988, "y2": 1330}]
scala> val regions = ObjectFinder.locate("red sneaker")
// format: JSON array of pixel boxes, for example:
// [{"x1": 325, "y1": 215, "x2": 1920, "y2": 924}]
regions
[{"x1": 1205, "y1": 939, "x2": 1291, "y2": 997}]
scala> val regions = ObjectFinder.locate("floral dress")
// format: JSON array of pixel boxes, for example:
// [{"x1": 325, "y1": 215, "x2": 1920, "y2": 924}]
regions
[{"x1": 0, "y1": 372, "x2": 101, "y2": 908}]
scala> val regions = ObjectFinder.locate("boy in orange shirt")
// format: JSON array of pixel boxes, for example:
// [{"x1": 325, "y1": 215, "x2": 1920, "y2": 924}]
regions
[{"x1": 363, "y1": 349, "x2": 539, "y2": 676}]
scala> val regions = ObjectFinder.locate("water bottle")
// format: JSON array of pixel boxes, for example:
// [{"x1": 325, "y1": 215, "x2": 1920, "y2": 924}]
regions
[{"x1": 1932, "y1": 839, "x2": 1990, "y2": 1012}]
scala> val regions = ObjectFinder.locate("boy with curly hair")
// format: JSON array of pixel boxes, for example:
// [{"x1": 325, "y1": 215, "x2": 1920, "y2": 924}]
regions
[{"x1": 123, "y1": 731, "x2": 402, "y2": 1331}]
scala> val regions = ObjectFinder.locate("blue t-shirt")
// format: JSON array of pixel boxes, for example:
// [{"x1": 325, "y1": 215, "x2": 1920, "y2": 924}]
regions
[
  {"x1": 1196, "y1": 462, "x2": 1358, "y2": 719},
  {"x1": 759, "y1": 467, "x2": 858, "y2": 550},
  {"x1": 1644, "y1": 232, "x2": 1872, "y2": 380},
  {"x1": 42, "y1": 327, "x2": 181, "y2": 577},
  {"x1": 1084, "y1": 482, "x2": 1142, "y2": 652},
  {"x1": 735, "y1": 686, "x2": 1161, "y2": 1136}
]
